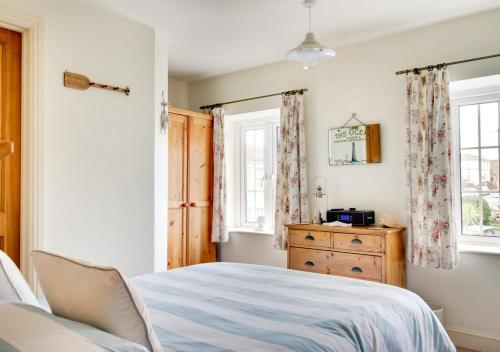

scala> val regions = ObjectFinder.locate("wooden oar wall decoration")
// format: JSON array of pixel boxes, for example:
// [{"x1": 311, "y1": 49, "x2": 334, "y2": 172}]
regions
[{"x1": 64, "y1": 71, "x2": 130, "y2": 96}]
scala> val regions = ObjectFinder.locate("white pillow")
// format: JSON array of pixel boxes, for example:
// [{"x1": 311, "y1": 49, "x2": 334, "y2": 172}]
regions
[
  {"x1": 32, "y1": 250, "x2": 162, "y2": 352},
  {"x1": 0, "y1": 250, "x2": 39, "y2": 306},
  {"x1": 0, "y1": 301, "x2": 149, "y2": 352}
]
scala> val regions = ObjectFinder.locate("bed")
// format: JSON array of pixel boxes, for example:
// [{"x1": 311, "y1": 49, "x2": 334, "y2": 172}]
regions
[{"x1": 132, "y1": 262, "x2": 455, "y2": 352}]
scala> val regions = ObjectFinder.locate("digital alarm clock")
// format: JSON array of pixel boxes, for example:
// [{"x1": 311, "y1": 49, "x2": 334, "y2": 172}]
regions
[{"x1": 326, "y1": 208, "x2": 375, "y2": 226}]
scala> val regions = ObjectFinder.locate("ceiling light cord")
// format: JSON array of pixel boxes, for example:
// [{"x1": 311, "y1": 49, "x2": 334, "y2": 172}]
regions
[{"x1": 308, "y1": 6, "x2": 312, "y2": 33}]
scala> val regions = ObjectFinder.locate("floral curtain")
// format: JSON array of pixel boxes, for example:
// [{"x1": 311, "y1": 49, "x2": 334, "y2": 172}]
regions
[
  {"x1": 405, "y1": 69, "x2": 458, "y2": 269},
  {"x1": 274, "y1": 93, "x2": 310, "y2": 250},
  {"x1": 210, "y1": 107, "x2": 228, "y2": 242}
]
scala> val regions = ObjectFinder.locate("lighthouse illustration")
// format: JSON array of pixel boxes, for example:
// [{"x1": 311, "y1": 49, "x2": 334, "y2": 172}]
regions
[{"x1": 350, "y1": 141, "x2": 359, "y2": 163}]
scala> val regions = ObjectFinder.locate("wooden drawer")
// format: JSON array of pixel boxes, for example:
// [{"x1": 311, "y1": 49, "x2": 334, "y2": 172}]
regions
[
  {"x1": 332, "y1": 252, "x2": 382, "y2": 281},
  {"x1": 289, "y1": 229, "x2": 331, "y2": 248},
  {"x1": 289, "y1": 247, "x2": 333, "y2": 274},
  {"x1": 334, "y1": 233, "x2": 383, "y2": 253}
]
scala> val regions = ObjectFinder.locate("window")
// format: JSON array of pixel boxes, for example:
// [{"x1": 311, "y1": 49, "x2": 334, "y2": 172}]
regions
[
  {"x1": 225, "y1": 109, "x2": 280, "y2": 233},
  {"x1": 454, "y1": 94, "x2": 500, "y2": 239},
  {"x1": 240, "y1": 123, "x2": 278, "y2": 227}
]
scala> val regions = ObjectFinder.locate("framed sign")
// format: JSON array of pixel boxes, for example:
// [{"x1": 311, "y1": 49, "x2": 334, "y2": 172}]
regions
[{"x1": 328, "y1": 124, "x2": 380, "y2": 166}]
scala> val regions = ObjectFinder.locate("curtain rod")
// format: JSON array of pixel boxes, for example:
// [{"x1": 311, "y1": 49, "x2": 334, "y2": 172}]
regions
[
  {"x1": 199, "y1": 88, "x2": 308, "y2": 110},
  {"x1": 395, "y1": 53, "x2": 500, "y2": 76}
]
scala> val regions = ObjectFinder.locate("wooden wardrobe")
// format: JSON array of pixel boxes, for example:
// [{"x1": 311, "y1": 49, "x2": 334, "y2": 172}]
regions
[{"x1": 168, "y1": 106, "x2": 216, "y2": 269}]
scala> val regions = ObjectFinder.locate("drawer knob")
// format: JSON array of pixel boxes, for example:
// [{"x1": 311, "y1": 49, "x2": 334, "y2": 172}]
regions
[
  {"x1": 351, "y1": 238, "x2": 363, "y2": 245},
  {"x1": 351, "y1": 266, "x2": 363, "y2": 273},
  {"x1": 304, "y1": 234, "x2": 315, "y2": 241},
  {"x1": 304, "y1": 261, "x2": 315, "y2": 267}
]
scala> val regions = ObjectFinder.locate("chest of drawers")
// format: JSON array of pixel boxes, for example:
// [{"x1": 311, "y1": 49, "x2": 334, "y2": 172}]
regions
[{"x1": 286, "y1": 224, "x2": 406, "y2": 287}]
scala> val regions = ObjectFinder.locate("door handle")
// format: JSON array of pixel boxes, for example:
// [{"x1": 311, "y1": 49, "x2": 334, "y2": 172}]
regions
[
  {"x1": 189, "y1": 202, "x2": 197, "y2": 207},
  {"x1": 0, "y1": 140, "x2": 14, "y2": 160},
  {"x1": 180, "y1": 202, "x2": 188, "y2": 208}
]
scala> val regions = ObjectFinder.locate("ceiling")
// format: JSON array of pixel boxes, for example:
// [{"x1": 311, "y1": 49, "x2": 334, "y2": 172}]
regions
[{"x1": 84, "y1": 0, "x2": 500, "y2": 82}]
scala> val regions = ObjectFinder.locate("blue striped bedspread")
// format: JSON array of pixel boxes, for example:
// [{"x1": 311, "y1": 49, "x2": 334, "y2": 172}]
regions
[{"x1": 132, "y1": 262, "x2": 455, "y2": 352}]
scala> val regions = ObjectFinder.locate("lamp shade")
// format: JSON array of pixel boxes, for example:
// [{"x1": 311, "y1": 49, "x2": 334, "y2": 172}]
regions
[{"x1": 286, "y1": 32, "x2": 336, "y2": 70}]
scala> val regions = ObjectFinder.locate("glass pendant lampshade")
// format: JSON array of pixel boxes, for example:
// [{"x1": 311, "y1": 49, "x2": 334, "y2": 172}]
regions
[
  {"x1": 286, "y1": 32, "x2": 336, "y2": 70},
  {"x1": 286, "y1": 0, "x2": 336, "y2": 70}
]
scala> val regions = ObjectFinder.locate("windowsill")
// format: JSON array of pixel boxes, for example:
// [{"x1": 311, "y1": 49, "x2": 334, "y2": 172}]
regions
[
  {"x1": 227, "y1": 227, "x2": 274, "y2": 236},
  {"x1": 459, "y1": 243, "x2": 500, "y2": 255}
]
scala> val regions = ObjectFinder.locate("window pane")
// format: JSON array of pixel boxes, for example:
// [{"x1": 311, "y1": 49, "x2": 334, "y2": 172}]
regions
[
  {"x1": 481, "y1": 148, "x2": 499, "y2": 191},
  {"x1": 462, "y1": 193, "x2": 481, "y2": 235},
  {"x1": 460, "y1": 104, "x2": 478, "y2": 148},
  {"x1": 480, "y1": 102, "x2": 499, "y2": 147},
  {"x1": 482, "y1": 193, "x2": 500, "y2": 237},
  {"x1": 256, "y1": 192, "x2": 264, "y2": 218},
  {"x1": 461, "y1": 149, "x2": 479, "y2": 191},
  {"x1": 245, "y1": 130, "x2": 254, "y2": 160},
  {"x1": 255, "y1": 161, "x2": 264, "y2": 191},
  {"x1": 254, "y1": 129, "x2": 264, "y2": 161},
  {"x1": 246, "y1": 162, "x2": 255, "y2": 190},
  {"x1": 246, "y1": 192, "x2": 256, "y2": 222}
]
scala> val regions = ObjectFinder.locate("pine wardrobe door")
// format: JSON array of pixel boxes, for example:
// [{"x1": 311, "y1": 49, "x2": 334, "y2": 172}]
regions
[
  {"x1": 167, "y1": 113, "x2": 188, "y2": 269},
  {"x1": 0, "y1": 28, "x2": 21, "y2": 266},
  {"x1": 187, "y1": 115, "x2": 216, "y2": 265}
]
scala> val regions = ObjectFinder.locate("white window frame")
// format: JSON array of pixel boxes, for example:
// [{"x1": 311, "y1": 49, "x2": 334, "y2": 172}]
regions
[
  {"x1": 239, "y1": 121, "x2": 279, "y2": 228},
  {"x1": 452, "y1": 92, "x2": 500, "y2": 248},
  {"x1": 226, "y1": 109, "x2": 280, "y2": 234}
]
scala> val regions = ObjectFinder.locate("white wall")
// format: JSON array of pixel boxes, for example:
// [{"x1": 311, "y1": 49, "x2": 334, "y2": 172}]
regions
[
  {"x1": 189, "y1": 9, "x2": 500, "y2": 350},
  {"x1": 154, "y1": 37, "x2": 169, "y2": 273},
  {"x1": 168, "y1": 78, "x2": 189, "y2": 109},
  {"x1": 216, "y1": 235, "x2": 286, "y2": 267},
  {"x1": 0, "y1": 0, "x2": 167, "y2": 276}
]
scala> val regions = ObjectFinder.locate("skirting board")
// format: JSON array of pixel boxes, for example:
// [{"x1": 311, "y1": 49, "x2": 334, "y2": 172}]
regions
[{"x1": 446, "y1": 325, "x2": 500, "y2": 352}]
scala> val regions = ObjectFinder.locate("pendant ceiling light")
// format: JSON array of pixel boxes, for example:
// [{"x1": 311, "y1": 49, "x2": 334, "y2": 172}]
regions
[{"x1": 286, "y1": 0, "x2": 335, "y2": 70}]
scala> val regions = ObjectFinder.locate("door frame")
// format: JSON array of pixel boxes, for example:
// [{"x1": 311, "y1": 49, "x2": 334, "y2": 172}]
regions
[{"x1": 0, "y1": 5, "x2": 44, "y2": 290}]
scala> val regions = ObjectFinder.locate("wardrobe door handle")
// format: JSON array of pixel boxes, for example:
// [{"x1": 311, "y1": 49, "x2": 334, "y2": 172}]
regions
[
  {"x1": 304, "y1": 261, "x2": 315, "y2": 268},
  {"x1": 304, "y1": 234, "x2": 315, "y2": 241},
  {"x1": 180, "y1": 202, "x2": 188, "y2": 208},
  {"x1": 351, "y1": 238, "x2": 362, "y2": 245},
  {"x1": 190, "y1": 202, "x2": 196, "y2": 207},
  {"x1": 351, "y1": 266, "x2": 363, "y2": 273}
]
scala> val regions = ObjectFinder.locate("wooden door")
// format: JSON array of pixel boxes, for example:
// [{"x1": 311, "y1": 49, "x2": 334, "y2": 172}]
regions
[
  {"x1": 167, "y1": 113, "x2": 188, "y2": 269},
  {"x1": 0, "y1": 28, "x2": 21, "y2": 266},
  {"x1": 187, "y1": 115, "x2": 216, "y2": 265}
]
